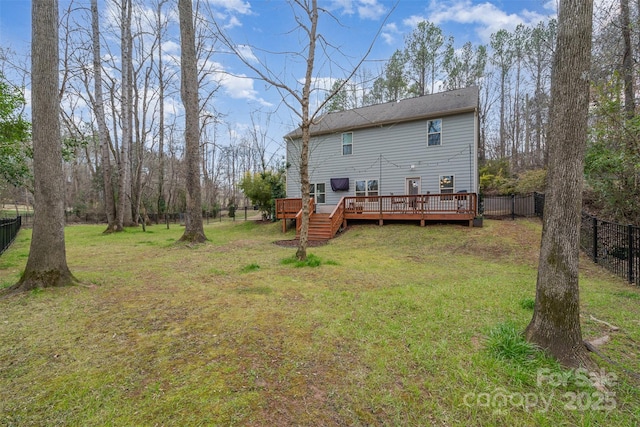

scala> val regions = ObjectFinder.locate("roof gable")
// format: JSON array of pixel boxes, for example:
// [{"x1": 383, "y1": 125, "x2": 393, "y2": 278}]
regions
[{"x1": 285, "y1": 86, "x2": 478, "y2": 139}]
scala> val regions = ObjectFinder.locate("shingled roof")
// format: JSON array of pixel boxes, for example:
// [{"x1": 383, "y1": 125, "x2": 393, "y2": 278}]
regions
[{"x1": 284, "y1": 86, "x2": 479, "y2": 140}]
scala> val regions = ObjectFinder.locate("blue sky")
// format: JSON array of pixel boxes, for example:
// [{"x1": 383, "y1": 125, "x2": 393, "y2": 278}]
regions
[{"x1": 0, "y1": 0, "x2": 557, "y2": 156}]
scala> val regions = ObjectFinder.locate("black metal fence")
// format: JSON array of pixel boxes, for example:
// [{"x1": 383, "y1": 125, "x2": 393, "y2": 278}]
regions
[
  {"x1": 534, "y1": 193, "x2": 638, "y2": 286},
  {"x1": 580, "y1": 212, "x2": 639, "y2": 286},
  {"x1": 0, "y1": 216, "x2": 22, "y2": 256},
  {"x1": 14, "y1": 207, "x2": 261, "y2": 228}
]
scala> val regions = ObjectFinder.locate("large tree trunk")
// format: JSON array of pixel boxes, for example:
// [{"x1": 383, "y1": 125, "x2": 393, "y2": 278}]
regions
[
  {"x1": 178, "y1": 0, "x2": 206, "y2": 243},
  {"x1": 91, "y1": 0, "x2": 117, "y2": 233},
  {"x1": 9, "y1": 0, "x2": 75, "y2": 293},
  {"x1": 116, "y1": 0, "x2": 133, "y2": 230},
  {"x1": 156, "y1": 0, "x2": 167, "y2": 225},
  {"x1": 621, "y1": 0, "x2": 635, "y2": 118},
  {"x1": 525, "y1": 0, "x2": 594, "y2": 368},
  {"x1": 296, "y1": 123, "x2": 311, "y2": 260},
  {"x1": 295, "y1": 1, "x2": 318, "y2": 261}
]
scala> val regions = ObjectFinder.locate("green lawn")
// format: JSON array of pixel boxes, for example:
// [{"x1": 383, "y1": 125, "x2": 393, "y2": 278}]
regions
[{"x1": 1, "y1": 219, "x2": 638, "y2": 426}]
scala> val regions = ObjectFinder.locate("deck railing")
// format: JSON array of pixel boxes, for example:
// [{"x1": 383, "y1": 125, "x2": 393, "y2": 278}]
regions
[
  {"x1": 328, "y1": 199, "x2": 346, "y2": 238},
  {"x1": 277, "y1": 193, "x2": 478, "y2": 236},
  {"x1": 275, "y1": 198, "x2": 302, "y2": 218},
  {"x1": 343, "y1": 193, "x2": 477, "y2": 217}
]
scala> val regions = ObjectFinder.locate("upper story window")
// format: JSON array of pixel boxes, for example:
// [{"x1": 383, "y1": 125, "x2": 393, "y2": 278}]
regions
[
  {"x1": 427, "y1": 119, "x2": 442, "y2": 146},
  {"x1": 342, "y1": 132, "x2": 353, "y2": 155}
]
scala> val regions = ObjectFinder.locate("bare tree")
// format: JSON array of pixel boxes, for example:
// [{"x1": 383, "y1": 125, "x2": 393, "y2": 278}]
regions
[
  {"x1": 8, "y1": 0, "x2": 76, "y2": 293},
  {"x1": 248, "y1": 112, "x2": 278, "y2": 173},
  {"x1": 510, "y1": 24, "x2": 530, "y2": 169},
  {"x1": 154, "y1": 0, "x2": 168, "y2": 225},
  {"x1": 620, "y1": 0, "x2": 635, "y2": 117},
  {"x1": 91, "y1": 0, "x2": 117, "y2": 231},
  {"x1": 525, "y1": 0, "x2": 594, "y2": 368},
  {"x1": 178, "y1": 0, "x2": 206, "y2": 242},
  {"x1": 524, "y1": 19, "x2": 556, "y2": 167},
  {"x1": 117, "y1": 0, "x2": 134, "y2": 229},
  {"x1": 212, "y1": 0, "x2": 389, "y2": 260},
  {"x1": 490, "y1": 29, "x2": 514, "y2": 160}
]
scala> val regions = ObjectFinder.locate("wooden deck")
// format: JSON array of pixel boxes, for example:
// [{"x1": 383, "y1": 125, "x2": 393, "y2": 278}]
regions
[{"x1": 276, "y1": 193, "x2": 478, "y2": 240}]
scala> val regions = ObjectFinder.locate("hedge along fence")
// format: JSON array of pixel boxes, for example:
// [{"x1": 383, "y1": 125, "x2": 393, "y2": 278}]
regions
[
  {"x1": 0, "y1": 216, "x2": 22, "y2": 256},
  {"x1": 534, "y1": 193, "x2": 639, "y2": 286}
]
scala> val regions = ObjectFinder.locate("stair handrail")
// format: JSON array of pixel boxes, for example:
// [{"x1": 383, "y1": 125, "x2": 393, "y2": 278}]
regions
[{"x1": 328, "y1": 197, "x2": 345, "y2": 238}]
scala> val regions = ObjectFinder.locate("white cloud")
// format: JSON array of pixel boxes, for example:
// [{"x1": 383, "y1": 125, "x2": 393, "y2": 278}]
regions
[
  {"x1": 224, "y1": 15, "x2": 242, "y2": 29},
  {"x1": 426, "y1": 0, "x2": 552, "y2": 43},
  {"x1": 357, "y1": 0, "x2": 387, "y2": 20},
  {"x1": 329, "y1": 0, "x2": 387, "y2": 20},
  {"x1": 310, "y1": 76, "x2": 338, "y2": 93},
  {"x1": 382, "y1": 32, "x2": 395, "y2": 45},
  {"x1": 330, "y1": 0, "x2": 355, "y2": 15},
  {"x1": 381, "y1": 22, "x2": 400, "y2": 45},
  {"x1": 163, "y1": 97, "x2": 184, "y2": 118},
  {"x1": 219, "y1": 73, "x2": 272, "y2": 107},
  {"x1": 208, "y1": 0, "x2": 252, "y2": 15},
  {"x1": 236, "y1": 44, "x2": 258, "y2": 63},
  {"x1": 204, "y1": 0, "x2": 252, "y2": 31},
  {"x1": 543, "y1": 0, "x2": 558, "y2": 12},
  {"x1": 162, "y1": 40, "x2": 181, "y2": 55},
  {"x1": 402, "y1": 14, "x2": 428, "y2": 29}
]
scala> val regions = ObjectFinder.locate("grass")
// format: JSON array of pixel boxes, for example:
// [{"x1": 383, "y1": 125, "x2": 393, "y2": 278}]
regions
[
  {"x1": 280, "y1": 253, "x2": 336, "y2": 268},
  {"x1": 519, "y1": 297, "x2": 536, "y2": 310},
  {"x1": 486, "y1": 321, "x2": 539, "y2": 364},
  {"x1": 0, "y1": 205, "x2": 32, "y2": 218},
  {"x1": 1, "y1": 218, "x2": 639, "y2": 426}
]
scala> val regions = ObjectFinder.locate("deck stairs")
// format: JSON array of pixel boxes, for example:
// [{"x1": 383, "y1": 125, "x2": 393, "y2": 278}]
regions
[{"x1": 295, "y1": 213, "x2": 334, "y2": 241}]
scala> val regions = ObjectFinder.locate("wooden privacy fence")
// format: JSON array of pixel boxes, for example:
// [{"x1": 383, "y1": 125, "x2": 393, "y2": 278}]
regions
[
  {"x1": 0, "y1": 216, "x2": 22, "y2": 256},
  {"x1": 480, "y1": 194, "x2": 539, "y2": 218}
]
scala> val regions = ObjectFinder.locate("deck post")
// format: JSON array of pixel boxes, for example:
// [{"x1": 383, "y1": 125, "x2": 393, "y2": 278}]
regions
[{"x1": 282, "y1": 219, "x2": 287, "y2": 232}]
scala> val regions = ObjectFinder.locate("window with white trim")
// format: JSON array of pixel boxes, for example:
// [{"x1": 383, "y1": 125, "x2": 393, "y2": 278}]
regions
[
  {"x1": 342, "y1": 132, "x2": 353, "y2": 155},
  {"x1": 310, "y1": 183, "x2": 325, "y2": 204},
  {"x1": 427, "y1": 119, "x2": 442, "y2": 146},
  {"x1": 440, "y1": 175, "x2": 454, "y2": 194},
  {"x1": 355, "y1": 179, "x2": 378, "y2": 197}
]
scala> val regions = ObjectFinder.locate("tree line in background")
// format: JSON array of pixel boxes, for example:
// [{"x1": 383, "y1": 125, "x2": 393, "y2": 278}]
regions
[
  {"x1": 323, "y1": 19, "x2": 557, "y2": 170},
  {"x1": 322, "y1": 6, "x2": 639, "y2": 225},
  {"x1": 0, "y1": 0, "x2": 638, "y2": 226},
  {"x1": 1, "y1": 0, "x2": 284, "y2": 230}
]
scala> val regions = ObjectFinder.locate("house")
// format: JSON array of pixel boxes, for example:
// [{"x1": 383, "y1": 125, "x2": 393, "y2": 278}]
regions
[{"x1": 277, "y1": 86, "x2": 480, "y2": 239}]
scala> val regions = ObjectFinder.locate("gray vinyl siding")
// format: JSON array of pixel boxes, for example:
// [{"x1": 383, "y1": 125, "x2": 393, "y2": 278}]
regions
[{"x1": 285, "y1": 111, "x2": 478, "y2": 207}]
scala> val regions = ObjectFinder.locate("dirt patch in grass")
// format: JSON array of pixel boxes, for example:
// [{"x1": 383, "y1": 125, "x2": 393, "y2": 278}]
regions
[
  {"x1": 273, "y1": 239, "x2": 328, "y2": 247},
  {"x1": 450, "y1": 219, "x2": 542, "y2": 266}
]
